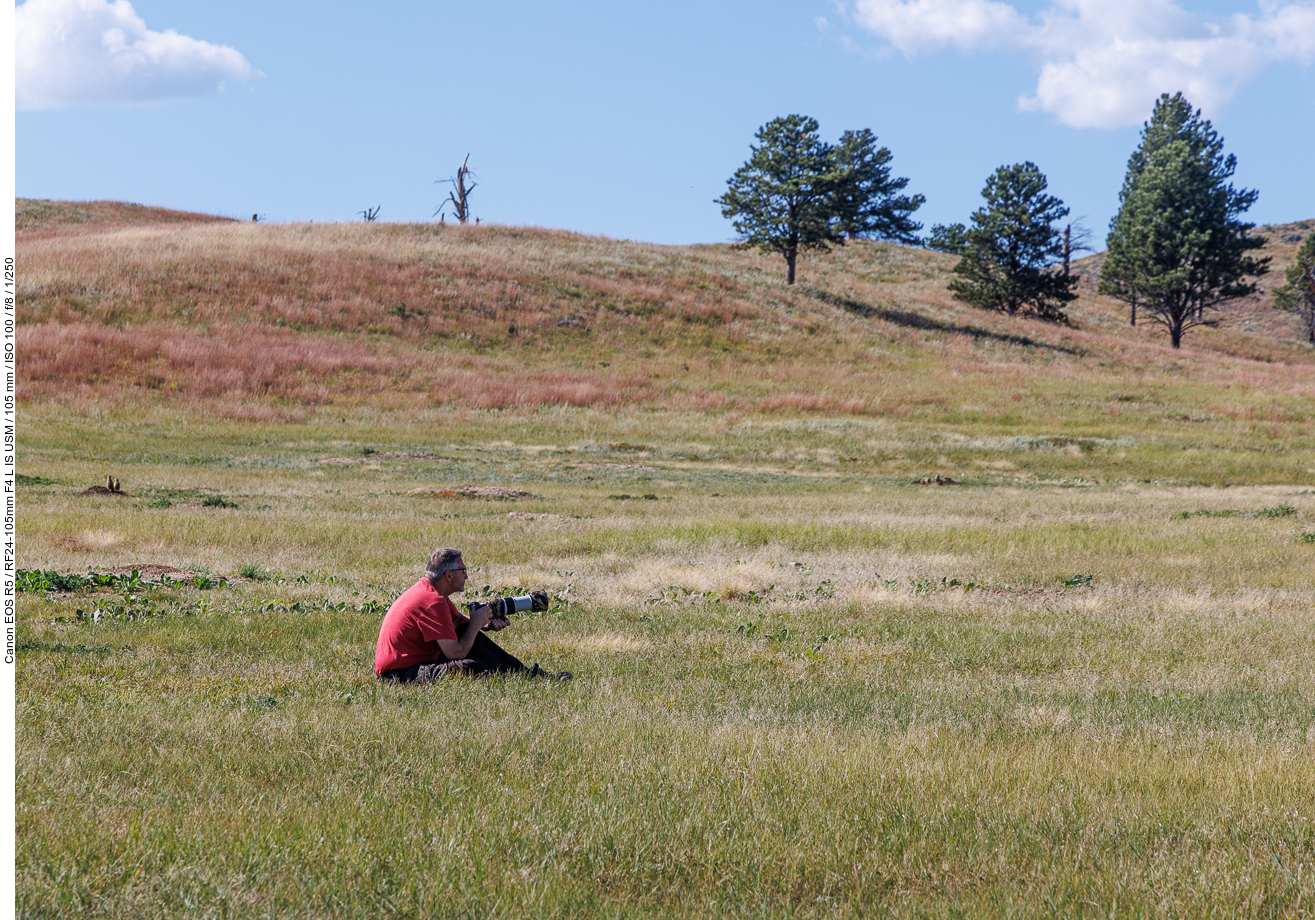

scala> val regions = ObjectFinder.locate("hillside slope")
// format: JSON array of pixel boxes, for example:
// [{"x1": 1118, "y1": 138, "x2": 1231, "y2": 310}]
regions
[
  {"x1": 15, "y1": 199, "x2": 1315, "y2": 482},
  {"x1": 17, "y1": 198, "x2": 235, "y2": 234}
]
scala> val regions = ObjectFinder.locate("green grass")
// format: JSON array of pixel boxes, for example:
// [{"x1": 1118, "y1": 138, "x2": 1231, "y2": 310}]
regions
[{"x1": 17, "y1": 421, "x2": 1315, "y2": 919}]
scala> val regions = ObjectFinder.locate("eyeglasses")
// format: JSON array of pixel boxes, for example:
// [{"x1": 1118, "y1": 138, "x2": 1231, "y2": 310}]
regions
[{"x1": 451, "y1": 567, "x2": 467, "y2": 573}]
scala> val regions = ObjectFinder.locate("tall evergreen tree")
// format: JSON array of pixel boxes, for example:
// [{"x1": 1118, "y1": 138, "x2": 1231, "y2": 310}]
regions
[
  {"x1": 1104, "y1": 93, "x2": 1214, "y2": 326},
  {"x1": 947, "y1": 162, "x2": 1076, "y2": 321},
  {"x1": 831, "y1": 128, "x2": 924, "y2": 243},
  {"x1": 1100, "y1": 93, "x2": 1267, "y2": 348},
  {"x1": 1274, "y1": 233, "x2": 1315, "y2": 344},
  {"x1": 718, "y1": 116, "x2": 922, "y2": 284},
  {"x1": 717, "y1": 115, "x2": 842, "y2": 285}
]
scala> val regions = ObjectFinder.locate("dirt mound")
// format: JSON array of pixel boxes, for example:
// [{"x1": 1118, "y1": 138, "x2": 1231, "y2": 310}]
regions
[
  {"x1": 912, "y1": 474, "x2": 958, "y2": 486},
  {"x1": 80, "y1": 476, "x2": 126, "y2": 496},
  {"x1": 507, "y1": 512, "x2": 572, "y2": 522},
  {"x1": 408, "y1": 485, "x2": 536, "y2": 500}
]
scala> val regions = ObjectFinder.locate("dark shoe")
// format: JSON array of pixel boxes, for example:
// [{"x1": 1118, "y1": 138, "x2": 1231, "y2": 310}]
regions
[{"x1": 527, "y1": 663, "x2": 570, "y2": 681}]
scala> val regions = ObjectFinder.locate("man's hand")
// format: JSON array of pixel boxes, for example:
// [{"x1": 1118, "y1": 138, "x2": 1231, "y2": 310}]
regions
[
  {"x1": 467, "y1": 603, "x2": 493, "y2": 632},
  {"x1": 469, "y1": 602, "x2": 510, "y2": 631}
]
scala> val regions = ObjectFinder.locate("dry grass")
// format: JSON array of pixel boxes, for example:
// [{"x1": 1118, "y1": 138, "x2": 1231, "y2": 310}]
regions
[
  {"x1": 16, "y1": 197, "x2": 235, "y2": 233},
  {"x1": 14, "y1": 200, "x2": 1315, "y2": 917},
  {"x1": 17, "y1": 200, "x2": 1315, "y2": 430}
]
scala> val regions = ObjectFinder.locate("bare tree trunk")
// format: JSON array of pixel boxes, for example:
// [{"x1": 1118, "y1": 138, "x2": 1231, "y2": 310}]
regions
[
  {"x1": 786, "y1": 245, "x2": 797, "y2": 285},
  {"x1": 1063, "y1": 225, "x2": 1071, "y2": 277},
  {"x1": 446, "y1": 154, "x2": 476, "y2": 224},
  {"x1": 1130, "y1": 297, "x2": 1136, "y2": 326}
]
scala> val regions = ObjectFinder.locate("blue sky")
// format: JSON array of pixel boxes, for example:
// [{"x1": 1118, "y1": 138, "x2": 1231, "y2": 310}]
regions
[{"x1": 14, "y1": 0, "x2": 1315, "y2": 245}]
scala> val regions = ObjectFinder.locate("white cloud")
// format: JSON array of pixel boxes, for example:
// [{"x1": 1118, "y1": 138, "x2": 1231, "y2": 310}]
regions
[
  {"x1": 17, "y1": 0, "x2": 255, "y2": 111},
  {"x1": 851, "y1": 0, "x2": 1315, "y2": 127},
  {"x1": 1250, "y1": 0, "x2": 1315, "y2": 57},
  {"x1": 854, "y1": 0, "x2": 1027, "y2": 52}
]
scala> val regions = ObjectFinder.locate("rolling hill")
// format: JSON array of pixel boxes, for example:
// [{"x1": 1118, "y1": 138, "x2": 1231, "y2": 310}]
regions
[{"x1": 15, "y1": 198, "x2": 1315, "y2": 482}]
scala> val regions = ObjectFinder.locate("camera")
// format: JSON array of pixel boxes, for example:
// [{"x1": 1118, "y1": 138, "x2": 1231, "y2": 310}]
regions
[{"x1": 467, "y1": 589, "x2": 550, "y2": 619}]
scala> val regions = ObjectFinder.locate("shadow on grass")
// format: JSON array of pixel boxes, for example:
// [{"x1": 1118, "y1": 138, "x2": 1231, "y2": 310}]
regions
[{"x1": 802, "y1": 287, "x2": 1083, "y2": 356}]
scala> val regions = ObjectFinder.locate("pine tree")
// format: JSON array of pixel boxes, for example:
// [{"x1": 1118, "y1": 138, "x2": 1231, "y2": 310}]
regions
[
  {"x1": 717, "y1": 115, "x2": 842, "y2": 285},
  {"x1": 1100, "y1": 93, "x2": 1267, "y2": 348},
  {"x1": 718, "y1": 117, "x2": 922, "y2": 284},
  {"x1": 831, "y1": 128, "x2": 924, "y2": 243},
  {"x1": 1274, "y1": 233, "x2": 1315, "y2": 344},
  {"x1": 947, "y1": 162, "x2": 1076, "y2": 321},
  {"x1": 1103, "y1": 93, "x2": 1212, "y2": 326}
]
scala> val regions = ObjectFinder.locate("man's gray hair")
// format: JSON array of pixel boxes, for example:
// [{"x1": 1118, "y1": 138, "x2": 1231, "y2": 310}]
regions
[{"x1": 425, "y1": 547, "x2": 464, "y2": 580}]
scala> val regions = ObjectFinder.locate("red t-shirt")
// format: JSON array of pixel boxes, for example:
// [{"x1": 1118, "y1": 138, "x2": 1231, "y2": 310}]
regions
[{"x1": 374, "y1": 579, "x2": 467, "y2": 675}]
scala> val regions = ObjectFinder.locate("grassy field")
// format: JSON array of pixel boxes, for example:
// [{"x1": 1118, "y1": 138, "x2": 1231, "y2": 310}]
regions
[{"x1": 15, "y1": 202, "x2": 1315, "y2": 918}]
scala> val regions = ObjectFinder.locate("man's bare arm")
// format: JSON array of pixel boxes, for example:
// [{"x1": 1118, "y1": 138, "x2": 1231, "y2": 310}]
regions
[{"x1": 436, "y1": 604, "x2": 491, "y2": 659}]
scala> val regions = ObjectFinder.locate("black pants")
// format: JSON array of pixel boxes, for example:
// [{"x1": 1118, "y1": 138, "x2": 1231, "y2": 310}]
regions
[{"x1": 381, "y1": 633, "x2": 527, "y2": 683}]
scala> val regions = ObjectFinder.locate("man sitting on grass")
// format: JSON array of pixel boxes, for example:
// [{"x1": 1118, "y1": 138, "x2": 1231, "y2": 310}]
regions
[{"x1": 375, "y1": 547, "x2": 569, "y2": 682}]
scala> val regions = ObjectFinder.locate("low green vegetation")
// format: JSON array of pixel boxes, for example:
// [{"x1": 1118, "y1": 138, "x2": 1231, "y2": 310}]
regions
[
  {"x1": 16, "y1": 473, "x2": 59, "y2": 486},
  {"x1": 237, "y1": 562, "x2": 272, "y2": 581},
  {"x1": 1172, "y1": 503, "x2": 1297, "y2": 519},
  {"x1": 16, "y1": 567, "x2": 224, "y2": 593}
]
